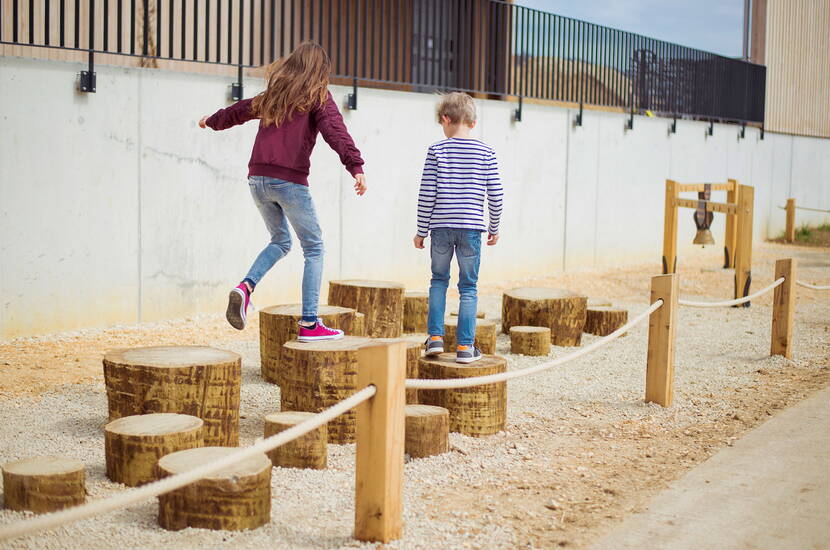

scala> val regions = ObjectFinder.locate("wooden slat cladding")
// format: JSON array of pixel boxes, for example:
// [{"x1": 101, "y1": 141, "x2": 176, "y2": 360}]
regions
[{"x1": 753, "y1": 0, "x2": 830, "y2": 137}]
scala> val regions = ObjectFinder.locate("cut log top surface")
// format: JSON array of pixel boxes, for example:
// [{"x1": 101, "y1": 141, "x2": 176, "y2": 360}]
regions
[
  {"x1": 588, "y1": 306, "x2": 625, "y2": 312},
  {"x1": 105, "y1": 413, "x2": 203, "y2": 436},
  {"x1": 588, "y1": 298, "x2": 613, "y2": 307},
  {"x1": 445, "y1": 318, "x2": 495, "y2": 328},
  {"x1": 504, "y1": 287, "x2": 586, "y2": 300},
  {"x1": 405, "y1": 290, "x2": 428, "y2": 298},
  {"x1": 104, "y1": 346, "x2": 239, "y2": 368},
  {"x1": 158, "y1": 447, "x2": 271, "y2": 479},
  {"x1": 420, "y1": 353, "x2": 506, "y2": 370},
  {"x1": 402, "y1": 333, "x2": 429, "y2": 345},
  {"x1": 261, "y1": 304, "x2": 355, "y2": 317},
  {"x1": 510, "y1": 326, "x2": 551, "y2": 333},
  {"x1": 265, "y1": 411, "x2": 316, "y2": 425},
  {"x1": 282, "y1": 336, "x2": 371, "y2": 352},
  {"x1": 329, "y1": 279, "x2": 405, "y2": 289},
  {"x1": 405, "y1": 404, "x2": 447, "y2": 417},
  {"x1": 2, "y1": 456, "x2": 84, "y2": 476}
]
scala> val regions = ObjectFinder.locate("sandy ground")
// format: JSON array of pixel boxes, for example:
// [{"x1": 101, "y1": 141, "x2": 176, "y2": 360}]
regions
[{"x1": 0, "y1": 241, "x2": 828, "y2": 549}]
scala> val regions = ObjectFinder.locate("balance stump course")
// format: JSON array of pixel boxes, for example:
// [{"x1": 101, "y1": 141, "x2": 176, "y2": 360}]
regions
[
  {"x1": 104, "y1": 413, "x2": 204, "y2": 486},
  {"x1": 2, "y1": 456, "x2": 86, "y2": 513},
  {"x1": 103, "y1": 346, "x2": 241, "y2": 447},
  {"x1": 259, "y1": 304, "x2": 363, "y2": 385},
  {"x1": 264, "y1": 411, "x2": 327, "y2": 469},
  {"x1": 502, "y1": 287, "x2": 588, "y2": 346},
  {"x1": 443, "y1": 317, "x2": 497, "y2": 354},
  {"x1": 328, "y1": 280, "x2": 405, "y2": 337},
  {"x1": 157, "y1": 447, "x2": 271, "y2": 531},
  {"x1": 405, "y1": 404, "x2": 450, "y2": 458},
  {"x1": 418, "y1": 353, "x2": 507, "y2": 437}
]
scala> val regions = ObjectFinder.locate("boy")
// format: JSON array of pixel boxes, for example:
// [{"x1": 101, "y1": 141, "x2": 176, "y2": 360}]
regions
[{"x1": 413, "y1": 92, "x2": 503, "y2": 364}]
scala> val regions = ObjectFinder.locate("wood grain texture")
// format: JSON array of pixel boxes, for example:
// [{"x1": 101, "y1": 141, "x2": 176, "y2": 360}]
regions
[
  {"x1": 264, "y1": 411, "x2": 327, "y2": 469},
  {"x1": 585, "y1": 307, "x2": 629, "y2": 336},
  {"x1": 2, "y1": 457, "x2": 86, "y2": 513},
  {"x1": 443, "y1": 318, "x2": 497, "y2": 354},
  {"x1": 771, "y1": 258, "x2": 796, "y2": 359},
  {"x1": 509, "y1": 326, "x2": 551, "y2": 356},
  {"x1": 645, "y1": 274, "x2": 678, "y2": 407},
  {"x1": 405, "y1": 405, "x2": 449, "y2": 458},
  {"x1": 328, "y1": 280, "x2": 405, "y2": 338},
  {"x1": 502, "y1": 287, "x2": 587, "y2": 346},
  {"x1": 403, "y1": 291, "x2": 429, "y2": 333}
]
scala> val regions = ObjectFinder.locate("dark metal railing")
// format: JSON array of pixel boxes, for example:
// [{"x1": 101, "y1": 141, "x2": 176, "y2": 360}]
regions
[{"x1": 0, "y1": 0, "x2": 765, "y2": 123}]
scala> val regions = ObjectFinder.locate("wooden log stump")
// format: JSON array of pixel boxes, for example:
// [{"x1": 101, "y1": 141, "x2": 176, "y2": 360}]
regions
[
  {"x1": 328, "y1": 280, "x2": 405, "y2": 337},
  {"x1": 353, "y1": 312, "x2": 367, "y2": 336},
  {"x1": 509, "y1": 326, "x2": 551, "y2": 356},
  {"x1": 403, "y1": 291, "x2": 429, "y2": 333},
  {"x1": 377, "y1": 338, "x2": 421, "y2": 404},
  {"x1": 418, "y1": 353, "x2": 507, "y2": 437},
  {"x1": 585, "y1": 307, "x2": 629, "y2": 336},
  {"x1": 264, "y1": 411, "x2": 327, "y2": 469},
  {"x1": 259, "y1": 304, "x2": 361, "y2": 385},
  {"x1": 104, "y1": 413, "x2": 204, "y2": 486},
  {"x1": 450, "y1": 310, "x2": 486, "y2": 319},
  {"x1": 281, "y1": 336, "x2": 371, "y2": 444},
  {"x1": 405, "y1": 405, "x2": 449, "y2": 458},
  {"x1": 157, "y1": 447, "x2": 271, "y2": 531},
  {"x1": 2, "y1": 457, "x2": 86, "y2": 513},
  {"x1": 502, "y1": 287, "x2": 588, "y2": 346},
  {"x1": 443, "y1": 318, "x2": 497, "y2": 354},
  {"x1": 588, "y1": 298, "x2": 613, "y2": 308},
  {"x1": 103, "y1": 346, "x2": 241, "y2": 447}
]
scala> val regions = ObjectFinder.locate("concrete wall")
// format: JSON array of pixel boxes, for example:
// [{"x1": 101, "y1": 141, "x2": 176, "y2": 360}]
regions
[{"x1": 2, "y1": 56, "x2": 829, "y2": 338}]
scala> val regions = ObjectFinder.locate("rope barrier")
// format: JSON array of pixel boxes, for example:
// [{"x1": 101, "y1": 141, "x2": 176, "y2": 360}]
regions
[
  {"x1": 677, "y1": 278, "x2": 785, "y2": 308},
  {"x1": 796, "y1": 280, "x2": 830, "y2": 290},
  {"x1": 0, "y1": 386, "x2": 377, "y2": 542},
  {"x1": 778, "y1": 205, "x2": 830, "y2": 213},
  {"x1": 405, "y1": 301, "x2": 663, "y2": 390}
]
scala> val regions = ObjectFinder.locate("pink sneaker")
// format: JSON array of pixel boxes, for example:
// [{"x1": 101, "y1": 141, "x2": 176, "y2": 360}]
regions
[
  {"x1": 226, "y1": 283, "x2": 252, "y2": 330},
  {"x1": 298, "y1": 319, "x2": 344, "y2": 342}
]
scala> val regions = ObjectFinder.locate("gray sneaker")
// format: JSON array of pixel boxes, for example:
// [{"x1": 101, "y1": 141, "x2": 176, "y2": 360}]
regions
[
  {"x1": 424, "y1": 336, "x2": 444, "y2": 356},
  {"x1": 456, "y1": 346, "x2": 483, "y2": 364}
]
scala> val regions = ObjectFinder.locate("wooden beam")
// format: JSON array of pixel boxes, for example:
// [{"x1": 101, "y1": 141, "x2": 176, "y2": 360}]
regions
[
  {"x1": 771, "y1": 258, "x2": 796, "y2": 359},
  {"x1": 662, "y1": 180, "x2": 679, "y2": 274},
  {"x1": 675, "y1": 198, "x2": 738, "y2": 215},
  {"x1": 724, "y1": 179, "x2": 739, "y2": 268},
  {"x1": 676, "y1": 183, "x2": 734, "y2": 192},
  {"x1": 645, "y1": 274, "x2": 678, "y2": 407},
  {"x1": 785, "y1": 198, "x2": 796, "y2": 243},
  {"x1": 734, "y1": 184, "x2": 755, "y2": 305}
]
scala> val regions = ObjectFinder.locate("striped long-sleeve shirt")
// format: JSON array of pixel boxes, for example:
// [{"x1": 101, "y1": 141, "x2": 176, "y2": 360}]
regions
[{"x1": 416, "y1": 138, "x2": 504, "y2": 237}]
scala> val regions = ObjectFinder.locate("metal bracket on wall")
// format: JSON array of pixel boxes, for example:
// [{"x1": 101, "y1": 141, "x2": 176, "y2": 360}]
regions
[
  {"x1": 707, "y1": 120, "x2": 714, "y2": 136},
  {"x1": 514, "y1": 96, "x2": 523, "y2": 122},
  {"x1": 760, "y1": 125, "x2": 765, "y2": 140},
  {"x1": 626, "y1": 108, "x2": 634, "y2": 130},
  {"x1": 575, "y1": 100, "x2": 584, "y2": 127},
  {"x1": 78, "y1": 51, "x2": 96, "y2": 93},
  {"x1": 230, "y1": 65, "x2": 244, "y2": 101},
  {"x1": 347, "y1": 78, "x2": 358, "y2": 110},
  {"x1": 739, "y1": 123, "x2": 746, "y2": 140},
  {"x1": 669, "y1": 114, "x2": 677, "y2": 134}
]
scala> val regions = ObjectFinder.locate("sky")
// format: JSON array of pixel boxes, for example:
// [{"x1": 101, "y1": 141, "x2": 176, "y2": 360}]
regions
[{"x1": 517, "y1": 0, "x2": 745, "y2": 58}]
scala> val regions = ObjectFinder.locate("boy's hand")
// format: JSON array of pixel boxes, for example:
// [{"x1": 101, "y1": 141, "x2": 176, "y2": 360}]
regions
[
  {"x1": 487, "y1": 233, "x2": 499, "y2": 246},
  {"x1": 354, "y1": 174, "x2": 367, "y2": 196},
  {"x1": 413, "y1": 235, "x2": 425, "y2": 249},
  {"x1": 198, "y1": 116, "x2": 209, "y2": 129}
]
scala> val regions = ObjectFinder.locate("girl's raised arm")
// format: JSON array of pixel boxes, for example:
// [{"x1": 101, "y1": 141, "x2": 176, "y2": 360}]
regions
[{"x1": 201, "y1": 98, "x2": 257, "y2": 131}]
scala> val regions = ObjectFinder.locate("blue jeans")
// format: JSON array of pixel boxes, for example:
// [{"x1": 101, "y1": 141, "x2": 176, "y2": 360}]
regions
[
  {"x1": 245, "y1": 176, "x2": 323, "y2": 321},
  {"x1": 427, "y1": 229, "x2": 482, "y2": 347}
]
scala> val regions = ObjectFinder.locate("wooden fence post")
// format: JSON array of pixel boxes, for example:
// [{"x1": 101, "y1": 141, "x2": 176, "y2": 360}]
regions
[
  {"x1": 662, "y1": 180, "x2": 679, "y2": 274},
  {"x1": 354, "y1": 341, "x2": 406, "y2": 543},
  {"x1": 646, "y1": 273, "x2": 678, "y2": 407},
  {"x1": 724, "y1": 179, "x2": 739, "y2": 268},
  {"x1": 734, "y1": 184, "x2": 754, "y2": 305},
  {"x1": 771, "y1": 258, "x2": 796, "y2": 359},
  {"x1": 785, "y1": 198, "x2": 796, "y2": 243}
]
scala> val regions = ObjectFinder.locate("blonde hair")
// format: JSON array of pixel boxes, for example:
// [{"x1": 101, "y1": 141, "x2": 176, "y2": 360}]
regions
[
  {"x1": 436, "y1": 92, "x2": 476, "y2": 125},
  {"x1": 251, "y1": 41, "x2": 331, "y2": 127}
]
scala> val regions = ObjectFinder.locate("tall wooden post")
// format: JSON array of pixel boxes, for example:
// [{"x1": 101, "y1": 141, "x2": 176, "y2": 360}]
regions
[
  {"x1": 724, "y1": 179, "x2": 739, "y2": 268},
  {"x1": 645, "y1": 274, "x2": 678, "y2": 407},
  {"x1": 785, "y1": 198, "x2": 796, "y2": 243},
  {"x1": 662, "y1": 180, "x2": 679, "y2": 274},
  {"x1": 354, "y1": 341, "x2": 406, "y2": 543},
  {"x1": 734, "y1": 184, "x2": 755, "y2": 305},
  {"x1": 771, "y1": 259, "x2": 796, "y2": 359}
]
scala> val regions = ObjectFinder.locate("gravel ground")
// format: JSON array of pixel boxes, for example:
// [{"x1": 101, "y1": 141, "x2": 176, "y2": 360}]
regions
[{"x1": 0, "y1": 242, "x2": 828, "y2": 549}]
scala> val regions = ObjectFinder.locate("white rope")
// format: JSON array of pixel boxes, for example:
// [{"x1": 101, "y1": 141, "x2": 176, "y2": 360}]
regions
[
  {"x1": 777, "y1": 205, "x2": 830, "y2": 213},
  {"x1": 0, "y1": 386, "x2": 376, "y2": 542},
  {"x1": 406, "y1": 300, "x2": 663, "y2": 390},
  {"x1": 796, "y1": 280, "x2": 830, "y2": 290},
  {"x1": 678, "y1": 277, "x2": 785, "y2": 308}
]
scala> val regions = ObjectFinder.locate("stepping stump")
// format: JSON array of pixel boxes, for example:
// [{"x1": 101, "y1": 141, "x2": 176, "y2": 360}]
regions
[
  {"x1": 509, "y1": 326, "x2": 551, "y2": 356},
  {"x1": 585, "y1": 306, "x2": 629, "y2": 336},
  {"x1": 405, "y1": 404, "x2": 450, "y2": 458},
  {"x1": 502, "y1": 287, "x2": 588, "y2": 347},
  {"x1": 443, "y1": 318, "x2": 497, "y2": 354},
  {"x1": 103, "y1": 346, "x2": 241, "y2": 447},
  {"x1": 281, "y1": 336, "x2": 371, "y2": 444},
  {"x1": 403, "y1": 291, "x2": 429, "y2": 333},
  {"x1": 328, "y1": 280, "x2": 405, "y2": 337},
  {"x1": 377, "y1": 338, "x2": 422, "y2": 404},
  {"x1": 157, "y1": 447, "x2": 271, "y2": 531},
  {"x1": 104, "y1": 413, "x2": 204, "y2": 486},
  {"x1": 264, "y1": 411, "x2": 327, "y2": 469},
  {"x1": 259, "y1": 304, "x2": 362, "y2": 385},
  {"x1": 418, "y1": 353, "x2": 507, "y2": 437},
  {"x1": 450, "y1": 309, "x2": 486, "y2": 319},
  {"x1": 2, "y1": 456, "x2": 86, "y2": 513},
  {"x1": 353, "y1": 312, "x2": 367, "y2": 336},
  {"x1": 588, "y1": 298, "x2": 613, "y2": 308}
]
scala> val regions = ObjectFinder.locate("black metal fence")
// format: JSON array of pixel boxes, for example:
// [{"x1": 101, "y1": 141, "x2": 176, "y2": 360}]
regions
[{"x1": 0, "y1": 0, "x2": 766, "y2": 123}]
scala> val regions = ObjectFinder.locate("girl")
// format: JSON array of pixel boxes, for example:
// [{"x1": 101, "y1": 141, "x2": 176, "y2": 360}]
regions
[{"x1": 199, "y1": 41, "x2": 366, "y2": 341}]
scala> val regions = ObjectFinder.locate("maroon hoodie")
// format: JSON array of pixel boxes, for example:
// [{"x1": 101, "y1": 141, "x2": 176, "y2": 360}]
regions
[{"x1": 205, "y1": 91, "x2": 364, "y2": 186}]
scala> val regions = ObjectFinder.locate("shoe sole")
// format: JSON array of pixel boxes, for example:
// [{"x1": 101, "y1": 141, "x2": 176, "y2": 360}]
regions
[
  {"x1": 456, "y1": 354, "x2": 483, "y2": 364},
  {"x1": 226, "y1": 288, "x2": 246, "y2": 330},
  {"x1": 425, "y1": 347, "x2": 444, "y2": 356},
  {"x1": 298, "y1": 332, "x2": 345, "y2": 342}
]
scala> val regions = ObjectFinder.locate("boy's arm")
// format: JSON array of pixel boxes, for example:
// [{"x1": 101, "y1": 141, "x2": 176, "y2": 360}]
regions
[
  {"x1": 205, "y1": 98, "x2": 257, "y2": 130},
  {"x1": 313, "y1": 92, "x2": 365, "y2": 177},
  {"x1": 486, "y1": 150, "x2": 504, "y2": 236},
  {"x1": 416, "y1": 148, "x2": 438, "y2": 238}
]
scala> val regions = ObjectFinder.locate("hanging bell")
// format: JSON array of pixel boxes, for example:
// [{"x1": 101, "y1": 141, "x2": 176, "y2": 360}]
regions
[
  {"x1": 693, "y1": 228, "x2": 715, "y2": 246},
  {"x1": 692, "y1": 184, "x2": 714, "y2": 247}
]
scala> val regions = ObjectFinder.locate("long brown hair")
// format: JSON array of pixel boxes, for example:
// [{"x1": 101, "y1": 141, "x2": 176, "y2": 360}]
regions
[{"x1": 252, "y1": 41, "x2": 331, "y2": 127}]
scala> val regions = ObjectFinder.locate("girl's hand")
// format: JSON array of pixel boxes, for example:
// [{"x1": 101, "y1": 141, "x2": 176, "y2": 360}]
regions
[
  {"x1": 198, "y1": 116, "x2": 209, "y2": 129},
  {"x1": 413, "y1": 235, "x2": 425, "y2": 249},
  {"x1": 487, "y1": 233, "x2": 499, "y2": 246},
  {"x1": 354, "y1": 174, "x2": 367, "y2": 196}
]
